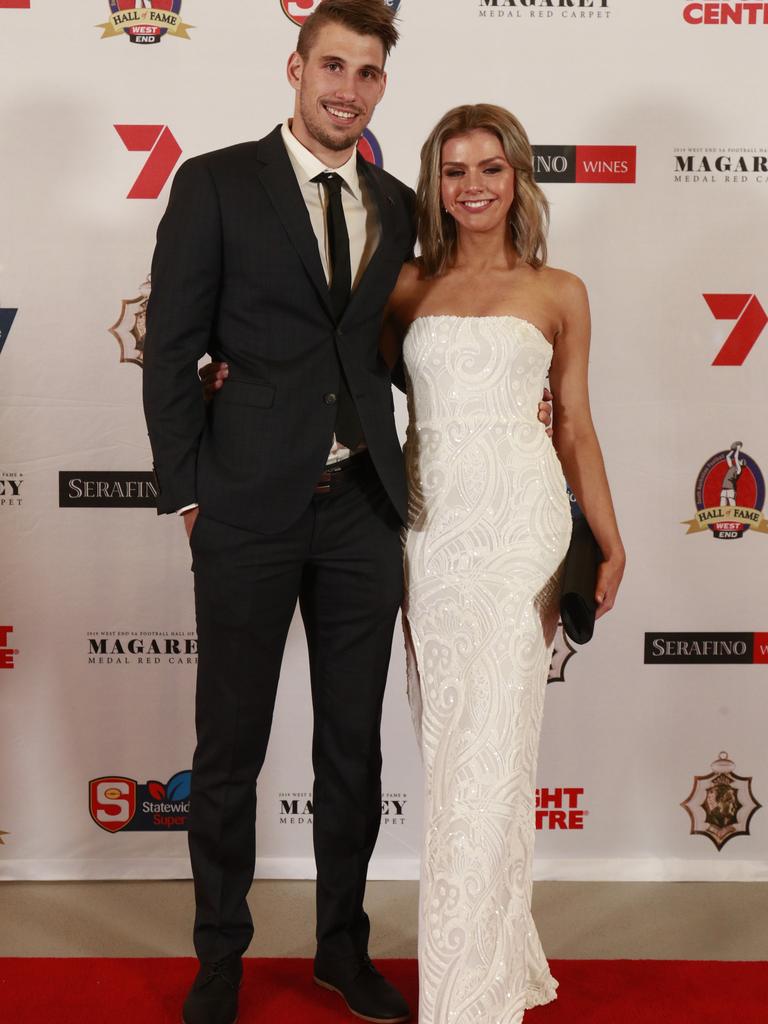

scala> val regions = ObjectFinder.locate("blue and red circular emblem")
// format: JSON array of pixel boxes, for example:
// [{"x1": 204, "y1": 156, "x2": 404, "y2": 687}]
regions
[
  {"x1": 109, "y1": 1, "x2": 182, "y2": 45},
  {"x1": 357, "y1": 128, "x2": 383, "y2": 167},
  {"x1": 281, "y1": 0, "x2": 400, "y2": 27},
  {"x1": 692, "y1": 445, "x2": 766, "y2": 540}
]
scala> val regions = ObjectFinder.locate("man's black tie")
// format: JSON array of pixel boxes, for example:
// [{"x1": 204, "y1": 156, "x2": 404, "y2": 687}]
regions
[{"x1": 313, "y1": 171, "x2": 363, "y2": 449}]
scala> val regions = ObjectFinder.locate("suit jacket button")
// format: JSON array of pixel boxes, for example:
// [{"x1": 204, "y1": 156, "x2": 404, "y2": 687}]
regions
[{"x1": 323, "y1": 393, "x2": 337, "y2": 405}]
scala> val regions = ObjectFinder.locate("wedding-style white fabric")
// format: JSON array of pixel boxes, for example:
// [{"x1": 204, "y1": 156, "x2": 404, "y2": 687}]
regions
[{"x1": 402, "y1": 316, "x2": 572, "y2": 1024}]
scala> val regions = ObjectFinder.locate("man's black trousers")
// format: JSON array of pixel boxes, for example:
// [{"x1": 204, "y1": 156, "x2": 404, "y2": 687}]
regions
[{"x1": 188, "y1": 456, "x2": 403, "y2": 966}]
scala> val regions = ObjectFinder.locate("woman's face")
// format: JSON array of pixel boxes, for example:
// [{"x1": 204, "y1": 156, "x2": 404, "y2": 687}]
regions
[{"x1": 440, "y1": 129, "x2": 516, "y2": 236}]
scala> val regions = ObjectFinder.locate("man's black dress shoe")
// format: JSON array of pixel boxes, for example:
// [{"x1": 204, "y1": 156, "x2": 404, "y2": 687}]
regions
[
  {"x1": 314, "y1": 955, "x2": 410, "y2": 1023},
  {"x1": 182, "y1": 953, "x2": 242, "y2": 1024}
]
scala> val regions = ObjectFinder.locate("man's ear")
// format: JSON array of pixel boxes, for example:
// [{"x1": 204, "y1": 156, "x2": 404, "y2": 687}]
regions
[{"x1": 286, "y1": 50, "x2": 303, "y2": 93}]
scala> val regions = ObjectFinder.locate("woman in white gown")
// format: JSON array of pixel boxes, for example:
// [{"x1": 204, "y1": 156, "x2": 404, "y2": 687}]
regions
[{"x1": 380, "y1": 105, "x2": 625, "y2": 1024}]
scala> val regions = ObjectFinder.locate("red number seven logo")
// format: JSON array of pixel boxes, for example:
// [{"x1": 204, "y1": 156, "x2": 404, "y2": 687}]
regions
[
  {"x1": 704, "y1": 293, "x2": 767, "y2": 366},
  {"x1": 114, "y1": 125, "x2": 182, "y2": 199}
]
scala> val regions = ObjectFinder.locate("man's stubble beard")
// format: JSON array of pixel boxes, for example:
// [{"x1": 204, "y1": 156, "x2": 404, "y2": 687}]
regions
[{"x1": 300, "y1": 95, "x2": 366, "y2": 153}]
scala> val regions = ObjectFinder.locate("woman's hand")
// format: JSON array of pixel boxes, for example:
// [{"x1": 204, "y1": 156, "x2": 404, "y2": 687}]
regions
[
  {"x1": 200, "y1": 361, "x2": 228, "y2": 401},
  {"x1": 595, "y1": 550, "x2": 625, "y2": 619},
  {"x1": 538, "y1": 387, "x2": 553, "y2": 435}
]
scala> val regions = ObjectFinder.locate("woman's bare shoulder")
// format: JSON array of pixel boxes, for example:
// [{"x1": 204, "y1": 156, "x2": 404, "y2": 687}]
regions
[
  {"x1": 538, "y1": 264, "x2": 587, "y2": 294},
  {"x1": 538, "y1": 265, "x2": 589, "y2": 320}
]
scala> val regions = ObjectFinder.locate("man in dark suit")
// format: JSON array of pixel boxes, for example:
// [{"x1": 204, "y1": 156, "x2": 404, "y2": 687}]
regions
[{"x1": 143, "y1": 4, "x2": 414, "y2": 1023}]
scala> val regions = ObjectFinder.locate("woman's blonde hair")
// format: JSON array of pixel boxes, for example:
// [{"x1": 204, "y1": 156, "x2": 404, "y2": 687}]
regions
[{"x1": 416, "y1": 104, "x2": 549, "y2": 278}]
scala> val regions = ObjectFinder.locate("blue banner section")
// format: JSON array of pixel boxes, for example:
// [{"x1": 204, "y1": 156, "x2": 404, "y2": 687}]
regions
[{"x1": 0, "y1": 308, "x2": 17, "y2": 354}]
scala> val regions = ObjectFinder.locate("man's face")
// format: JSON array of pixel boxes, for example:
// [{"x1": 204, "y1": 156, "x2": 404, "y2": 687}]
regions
[{"x1": 287, "y1": 21, "x2": 387, "y2": 159}]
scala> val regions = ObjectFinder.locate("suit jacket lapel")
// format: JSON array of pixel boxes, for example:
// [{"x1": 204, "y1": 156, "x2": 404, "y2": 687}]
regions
[
  {"x1": 343, "y1": 156, "x2": 398, "y2": 324},
  {"x1": 255, "y1": 127, "x2": 335, "y2": 321}
]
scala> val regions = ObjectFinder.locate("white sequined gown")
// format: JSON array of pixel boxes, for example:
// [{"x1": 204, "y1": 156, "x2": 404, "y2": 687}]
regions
[{"x1": 402, "y1": 316, "x2": 572, "y2": 1024}]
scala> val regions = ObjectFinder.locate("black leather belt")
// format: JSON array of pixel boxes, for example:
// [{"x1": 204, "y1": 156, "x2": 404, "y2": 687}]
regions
[{"x1": 314, "y1": 451, "x2": 370, "y2": 494}]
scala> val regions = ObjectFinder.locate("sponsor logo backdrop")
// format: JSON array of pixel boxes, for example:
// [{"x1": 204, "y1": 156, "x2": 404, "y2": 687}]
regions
[{"x1": 0, "y1": 0, "x2": 766, "y2": 882}]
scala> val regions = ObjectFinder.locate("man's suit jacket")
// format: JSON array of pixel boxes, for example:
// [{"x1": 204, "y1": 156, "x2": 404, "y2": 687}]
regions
[{"x1": 143, "y1": 125, "x2": 416, "y2": 534}]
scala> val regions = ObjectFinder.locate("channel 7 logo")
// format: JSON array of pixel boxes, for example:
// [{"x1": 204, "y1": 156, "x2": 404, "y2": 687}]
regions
[{"x1": 704, "y1": 294, "x2": 767, "y2": 366}]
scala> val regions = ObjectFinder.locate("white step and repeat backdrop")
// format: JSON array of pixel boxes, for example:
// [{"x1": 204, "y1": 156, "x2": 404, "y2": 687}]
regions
[{"x1": 1, "y1": 0, "x2": 767, "y2": 882}]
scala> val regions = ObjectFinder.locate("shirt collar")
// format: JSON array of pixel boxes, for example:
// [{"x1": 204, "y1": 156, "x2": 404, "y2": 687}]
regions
[{"x1": 281, "y1": 120, "x2": 361, "y2": 200}]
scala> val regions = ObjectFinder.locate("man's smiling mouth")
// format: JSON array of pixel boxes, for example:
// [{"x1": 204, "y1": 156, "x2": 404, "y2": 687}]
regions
[{"x1": 323, "y1": 103, "x2": 358, "y2": 122}]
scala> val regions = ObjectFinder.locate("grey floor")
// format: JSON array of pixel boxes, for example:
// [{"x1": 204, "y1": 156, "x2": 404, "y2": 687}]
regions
[{"x1": 2, "y1": 880, "x2": 767, "y2": 960}]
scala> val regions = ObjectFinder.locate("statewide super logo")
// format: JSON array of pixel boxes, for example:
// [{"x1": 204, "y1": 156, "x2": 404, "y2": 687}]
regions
[
  {"x1": 98, "y1": 1, "x2": 193, "y2": 44},
  {"x1": 90, "y1": 771, "x2": 191, "y2": 832},
  {"x1": 683, "y1": 442, "x2": 767, "y2": 540},
  {"x1": 681, "y1": 752, "x2": 761, "y2": 851},
  {"x1": 281, "y1": 0, "x2": 400, "y2": 26}
]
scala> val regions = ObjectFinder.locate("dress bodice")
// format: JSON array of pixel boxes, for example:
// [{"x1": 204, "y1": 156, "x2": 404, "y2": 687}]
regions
[{"x1": 403, "y1": 314, "x2": 554, "y2": 439}]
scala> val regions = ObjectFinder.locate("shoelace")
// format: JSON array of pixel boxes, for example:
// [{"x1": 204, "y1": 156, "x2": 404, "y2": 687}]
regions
[{"x1": 200, "y1": 960, "x2": 239, "y2": 990}]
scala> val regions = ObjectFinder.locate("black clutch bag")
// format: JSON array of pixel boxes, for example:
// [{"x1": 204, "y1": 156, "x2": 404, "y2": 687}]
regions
[{"x1": 560, "y1": 499, "x2": 603, "y2": 645}]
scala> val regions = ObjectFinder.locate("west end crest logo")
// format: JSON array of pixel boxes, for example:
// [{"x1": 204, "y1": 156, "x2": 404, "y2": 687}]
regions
[
  {"x1": 281, "y1": 0, "x2": 400, "y2": 26},
  {"x1": 109, "y1": 276, "x2": 150, "y2": 367},
  {"x1": 98, "y1": 2, "x2": 193, "y2": 45},
  {"x1": 683, "y1": 442, "x2": 768, "y2": 540},
  {"x1": 548, "y1": 621, "x2": 576, "y2": 684},
  {"x1": 681, "y1": 752, "x2": 761, "y2": 851}
]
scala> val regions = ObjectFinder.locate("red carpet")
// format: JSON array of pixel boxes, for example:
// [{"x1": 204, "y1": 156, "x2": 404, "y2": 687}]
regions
[{"x1": 0, "y1": 957, "x2": 766, "y2": 1023}]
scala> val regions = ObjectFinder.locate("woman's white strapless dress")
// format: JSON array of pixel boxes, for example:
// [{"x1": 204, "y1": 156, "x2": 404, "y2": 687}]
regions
[{"x1": 402, "y1": 316, "x2": 572, "y2": 1024}]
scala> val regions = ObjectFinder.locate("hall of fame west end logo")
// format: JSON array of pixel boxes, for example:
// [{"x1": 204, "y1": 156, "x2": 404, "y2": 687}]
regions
[
  {"x1": 97, "y1": 1, "x2": 193, "y2": 44},
  {"x1": 683, "y1": 442, "x2": 768, "y2": 541}
]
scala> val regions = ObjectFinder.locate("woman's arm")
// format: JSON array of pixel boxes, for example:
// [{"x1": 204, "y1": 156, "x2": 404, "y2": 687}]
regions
[
  {"x1": 549, "y1": 273, "x2": 625, "y2": 617},
  {"x1": 380, "y1": 262, "x2": 420, "y2": 393}
]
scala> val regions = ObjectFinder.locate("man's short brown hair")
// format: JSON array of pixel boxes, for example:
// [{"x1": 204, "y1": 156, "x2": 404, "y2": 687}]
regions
[{"x1": 297, "y1": 0, "x2": 400, "y2": 61}]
